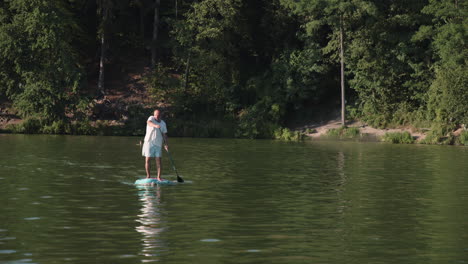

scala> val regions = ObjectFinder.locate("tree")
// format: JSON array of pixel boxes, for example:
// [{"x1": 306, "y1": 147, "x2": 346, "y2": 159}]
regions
[
  {"x1": 280, "y1": 0, "x2": 377, "y2": 126},
  {"x1": 151, "y1": 0, "x2": 161, "y2": 69},
  {"x1": 171, "y1": 0, "x2": 243, "y2": 111},
  {"x1": 345, "y1": 0, "x2": 432, "y2": 127},
  {"x1": 0, "y1": 0, "x2": 83, "y2": 122},
  {"x1": 133, "y1": 0, "x2": 154, "y2": 38},
  {"x1": 97, "y1": 0, "x2": 113, "y2": 97},
  {"x1": 421, "y1": 0, "x2": 468, "y2": 125}
]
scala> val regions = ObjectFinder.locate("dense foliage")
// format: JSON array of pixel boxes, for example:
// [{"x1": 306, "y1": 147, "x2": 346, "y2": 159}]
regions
[{"x1": 0, "y1": 0, "x2": 466, "y2": 138}]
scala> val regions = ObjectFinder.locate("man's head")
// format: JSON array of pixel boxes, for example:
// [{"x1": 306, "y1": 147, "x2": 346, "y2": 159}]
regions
[{"x1": 154, "y1": 109, "x2": 161, "y2": 120}]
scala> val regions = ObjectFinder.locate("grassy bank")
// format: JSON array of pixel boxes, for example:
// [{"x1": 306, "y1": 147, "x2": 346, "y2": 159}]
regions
[
  {"x1": 315, "y1": 127, "x2": 468, "y2": 146},
  {"x1": 2, "y1": 113, "x2": 467, "y2": 146}
]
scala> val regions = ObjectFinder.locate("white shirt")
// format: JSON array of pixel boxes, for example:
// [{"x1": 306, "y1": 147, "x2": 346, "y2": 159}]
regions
[{"x1": 143, "y1": 116, "x2": 167, "y2": 147}]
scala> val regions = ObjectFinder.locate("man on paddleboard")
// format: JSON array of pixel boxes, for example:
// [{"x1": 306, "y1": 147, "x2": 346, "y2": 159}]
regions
[{"x1": 142, "y1": 109, "x2": 169, "y2": 180}]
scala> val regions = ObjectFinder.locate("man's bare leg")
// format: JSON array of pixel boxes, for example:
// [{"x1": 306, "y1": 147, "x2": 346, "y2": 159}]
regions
[
  {"x1": 145, "y1": 157, "x2": 151, "y2": 178},
  {"x1": 156, "y1": 157, "x2": 163, "y2": 181}
]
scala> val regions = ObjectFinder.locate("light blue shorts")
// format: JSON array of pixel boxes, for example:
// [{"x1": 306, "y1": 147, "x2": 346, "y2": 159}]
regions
[{"x1": 142, "y1": 142, "x2": 162, "y2": 157}]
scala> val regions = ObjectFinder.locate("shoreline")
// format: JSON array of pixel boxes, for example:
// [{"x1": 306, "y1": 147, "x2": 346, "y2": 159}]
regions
[
  {"x1": 1, "y1": 121, "x2": 467, "y2": 146},
  {"x1": 301, "y1": 119, "x2": 467, "y2": 146},
  {"x1": 1, "y1": 108, "x2": 467, "y2": 146},
  {"x1": 303, "y1": 119, "x2": 427, "y2": 141}
]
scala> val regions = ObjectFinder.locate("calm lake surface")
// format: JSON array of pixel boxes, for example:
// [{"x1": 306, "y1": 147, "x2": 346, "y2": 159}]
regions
[{"x1": 1, "y1": 134, "x2": 467, "y2": 264}]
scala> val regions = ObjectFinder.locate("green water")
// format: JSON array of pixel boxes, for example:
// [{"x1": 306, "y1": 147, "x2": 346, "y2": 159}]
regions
[{"x1": 1, "y1": 134, "x2": 467, "y2": 264}]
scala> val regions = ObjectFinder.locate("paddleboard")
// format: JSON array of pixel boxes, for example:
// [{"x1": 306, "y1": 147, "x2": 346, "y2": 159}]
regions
[{"x1": 134, "y1": 178, "x2": 176, "y2": 185}]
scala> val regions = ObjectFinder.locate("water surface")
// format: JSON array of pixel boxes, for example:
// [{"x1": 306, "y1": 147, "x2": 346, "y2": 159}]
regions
[{"x1": 1, "y1": 134, "x2": 467, "y2": 263}]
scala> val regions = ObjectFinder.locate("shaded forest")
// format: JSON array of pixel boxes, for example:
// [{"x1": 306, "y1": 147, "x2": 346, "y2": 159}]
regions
[{"x1": 0, "y1": 0, "x2": 466, "y2": 139}]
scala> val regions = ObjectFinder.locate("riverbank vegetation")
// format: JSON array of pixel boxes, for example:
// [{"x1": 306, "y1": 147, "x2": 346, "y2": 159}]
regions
[
  {"x1": 382, "y1": 132, "x2": 415, "y2": 144},
  {"x1": 0, "y1": 0, "x2": 466, "y2": 145},
  {"x1": 326, "y1": 127, "x2": 361, "y2": 140}
]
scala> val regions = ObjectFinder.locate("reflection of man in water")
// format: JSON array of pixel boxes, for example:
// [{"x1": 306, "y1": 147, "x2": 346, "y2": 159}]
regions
[
  {"x1": 142, "y1": 109, "x2": 169, "y2": 180},
  {"x1": 136, "y1": 186, "x2": 165, "y2": 259}
]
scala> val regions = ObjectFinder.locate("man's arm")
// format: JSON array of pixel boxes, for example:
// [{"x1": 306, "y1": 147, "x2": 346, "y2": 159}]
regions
[{"x1": 147, "y1": 120, "x2": 161, "y2": 128}]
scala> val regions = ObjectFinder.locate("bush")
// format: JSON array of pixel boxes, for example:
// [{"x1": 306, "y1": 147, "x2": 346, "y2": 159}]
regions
[
  {"x1": 273, "y1": 127, "x2": 304, "y2": 141},
  {"x1": 124, "y1": 104, "x2": 151, "y2": 136},
  {"x1": 95, "y1": 120, "x2": 114, "y2": 136},
  {"x1": 382, "y1": 131, "x2": 414, "y2": 144},
  {"x1": 305, "y1": 128, "x2": 317, "y2": 134},
  {"x1": 343, "y1": 127, "x2": 361, "y2": 138},
  {"x1": 326, "y1": 127, "x2": 361, "y2": 139},
  {"x1": 42, "y1": 120, "x2": 71, "y2": 134},
  {"x1": 427, "y1": 65, "x2": 468, "y2": 125},
  {"x1": 236, "y1": 97, "x2": 284, "y2": 139},
  {"x1": 170, "y1": 118, "x2": 236, "y2": 138},
  {"x1": 4, "y1": 123, "x2": 23, "y2": 133},
  {"x1": 458, "y1": 131, "x2": 468, "y2": 146},
  {"x1": 3, "y1": 117, "x2": 44, "y2": 134},
  {"x1": 420, "y1": 125, "x2": 456, "y2": 145},
  {"x1": 420, "y1": 130, "x2": 441, "y2": 145},
  {"x1": 71, "y1": 121, "x2": 96, "y2": 135}
]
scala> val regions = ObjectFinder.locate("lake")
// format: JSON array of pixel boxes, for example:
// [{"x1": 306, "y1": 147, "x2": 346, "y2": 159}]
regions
[{"x1": 1, "y1": 134, "x2": 467, "y2": 264}]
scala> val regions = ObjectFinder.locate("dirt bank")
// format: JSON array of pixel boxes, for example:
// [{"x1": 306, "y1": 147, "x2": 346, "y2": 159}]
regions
[{"x1": 299, "y1": 118, "x2": 427, "y2": 142}]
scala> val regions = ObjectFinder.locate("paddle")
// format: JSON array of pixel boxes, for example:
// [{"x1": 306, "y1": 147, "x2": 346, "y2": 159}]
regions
[{"x1": 159, "y1": 127, "x2": 184, "y2": 183}]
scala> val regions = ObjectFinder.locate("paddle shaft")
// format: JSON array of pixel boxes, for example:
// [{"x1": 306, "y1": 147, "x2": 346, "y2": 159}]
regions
[{"x1": 158, "y1": 127, "x2": 184, "y2": 182}]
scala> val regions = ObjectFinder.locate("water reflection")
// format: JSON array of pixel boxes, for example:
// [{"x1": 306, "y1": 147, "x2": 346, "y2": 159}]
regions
[
  {"x1": 336, "y1": 150, "x2": 347, "y2": 216},
  {"x1": 136, "y1": 185, "x2": 166, "y2": 261},
  {"x1": 2, "y1": 135, "x2": 468, "y2": 264}
]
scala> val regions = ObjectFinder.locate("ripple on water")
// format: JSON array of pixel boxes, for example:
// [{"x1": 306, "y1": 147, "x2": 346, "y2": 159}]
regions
[
  {"x1": 200, "y1": 239, "x2": 221, "y2": 242},
  {"x1": 24, "y1": 217, "x2": 41, "y2": 221},
  {"x1": 4, "y1": 259, "x2": 34, "y2": 264},
  {"x1": 141, "y1": 260, "x2": 159, "y2": 263},
  {"x1": 0, "y1": 237, "x2": 16, "y2": 241},
  {"x1": 0, "y1": 250, "x2": 17, "y2": 254}
]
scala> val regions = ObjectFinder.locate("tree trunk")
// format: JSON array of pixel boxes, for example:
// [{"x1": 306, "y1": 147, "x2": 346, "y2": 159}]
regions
[
  {"x1": 98, "y1": 1, "x2": 110, "y2": 97},
  {"x1": 151, "y1": 0, "x2": 161, "y2": 69},
  {"x1": 184, "y1": 50, "x2": 191, "y2": 90},
  {"x1": 340, "y1": 15, "x2": 346, "y2": 127},
  {"x1": 139, "y1": 6, "x2": 145, "y2": 38},
  {"x1": 98, "y1": 32, "x2": 106, "y2": 97}
]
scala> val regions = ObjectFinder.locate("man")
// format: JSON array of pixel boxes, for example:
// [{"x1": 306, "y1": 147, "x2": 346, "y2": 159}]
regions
[{"x1": 142, "y1": 109, "x2": 168, "y2": 180}]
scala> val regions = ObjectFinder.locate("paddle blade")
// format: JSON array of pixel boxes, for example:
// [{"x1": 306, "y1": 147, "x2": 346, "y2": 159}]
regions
[{"x1": 177, "y1": 175, "x2": 184, "y2": 183}]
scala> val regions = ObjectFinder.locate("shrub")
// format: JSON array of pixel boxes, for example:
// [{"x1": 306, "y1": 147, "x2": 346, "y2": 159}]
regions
[
  {"x1": 4, "y1": 123, "x2": 23, "y2": 133},
  {"x1": 71, "y1": 121, "x2": 96, "y2": 135},
  {"x1": 167, "y1": 118, "x2": 236, "y2": 138},
  {"x1": 4, "y1": 117, "x2": 43, "y2": 134},
  {"x1": 326, "y1": 128, "x2": 342, "y2": 138},
  {"x1": 124, "y1": 104, "x2": 152, "y2": 135},
  {"x1": 42, "y1": 120, "x2": 71, "y2": 134},
  {"x1": 382, "y1": 131, "x2": 414, "y2": 144},
  {"x1": 236, "y1": 98, "x2": 284, "y2": 139},
  {"x1": 95, "y1": 120, "x2": 114, "y2": 136},
  {"x1": 420, "y1": 130, "x2": 441, "y2": 144},
  {"x1": 420, "y1": 125, "x2": 456, "y2": 145},
  {"x1": 427, "y1": 65, "x2": 468, "y2": 126},
  {"x1": 305, "y1": 128, "x2": 317, "y2": 134},
  {"x1": 459, "y1": 131, "x2": 468, "y2": 146},
  {"x1": 326, "y1": 127, "x2": 361, "y2": 139},
  {"x1": 273, "y1": 127, "x2": 304, "y2": 141},
  {"x1": 342, "y1": 127, "x2": 361, "y2": 138}
]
